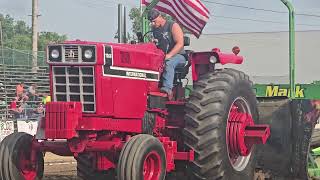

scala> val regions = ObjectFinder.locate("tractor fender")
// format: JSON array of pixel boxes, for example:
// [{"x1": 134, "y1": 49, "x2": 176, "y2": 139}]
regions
[
  {"x1": 190, "y1": 49, "x2": 243, "y2": 65},
  {"x1": 190, "y1": 50, "x2": 243, "y2": 81},
  {"x1": 212, "y1": 48, "x2": 243, "y2": 65}
]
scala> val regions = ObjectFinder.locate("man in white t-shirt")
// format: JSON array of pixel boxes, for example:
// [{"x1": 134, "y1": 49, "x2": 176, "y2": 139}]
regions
[{"x1": 28, "y1": 84, "x2": 38, "y2": 102}]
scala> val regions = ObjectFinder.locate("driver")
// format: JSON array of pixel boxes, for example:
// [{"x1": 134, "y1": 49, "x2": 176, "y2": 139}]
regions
[{"x1": 148, "y1": 9, "x2": 186, "y2": 98}]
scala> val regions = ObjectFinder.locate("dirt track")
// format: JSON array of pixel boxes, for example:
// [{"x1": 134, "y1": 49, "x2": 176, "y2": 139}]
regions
[{"x1": 43, "y1": 153, "x2": 77, "y2": 180}]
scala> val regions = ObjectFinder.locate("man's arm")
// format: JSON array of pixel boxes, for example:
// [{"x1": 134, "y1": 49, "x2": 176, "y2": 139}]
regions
[{"x1": 165, "y1": 23, "x2": 184, "y2": 60}]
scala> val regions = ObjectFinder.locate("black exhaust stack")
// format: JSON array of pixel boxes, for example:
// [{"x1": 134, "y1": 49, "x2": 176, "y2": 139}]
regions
[{"x1": 118, "y1": 4, "x2": 127, "y2": 43}]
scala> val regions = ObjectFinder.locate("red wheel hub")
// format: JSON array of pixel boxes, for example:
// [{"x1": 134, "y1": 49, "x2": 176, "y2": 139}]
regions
[
  {"x1": 227, "y1": 105, "x2": 270, "y2": 158},
  {"x1": 143, "y1": 151, "x2": 161, "y2": 180},
  {"x1": 19, "y1": 151, "x2": 37, "y2": 180}
]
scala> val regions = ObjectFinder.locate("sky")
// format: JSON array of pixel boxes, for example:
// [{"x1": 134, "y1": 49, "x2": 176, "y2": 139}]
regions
[{"x1": 1, "y1": 0, "x2": 320, "y2": 42}]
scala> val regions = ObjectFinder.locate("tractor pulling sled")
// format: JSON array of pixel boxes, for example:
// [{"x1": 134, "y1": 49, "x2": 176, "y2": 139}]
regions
[{"x1": 1, "y1": 0, "x2": 320, "y2": 180}]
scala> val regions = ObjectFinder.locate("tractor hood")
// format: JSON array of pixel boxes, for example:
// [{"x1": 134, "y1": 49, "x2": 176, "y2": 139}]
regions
[{"x1": 59, "y1": 40, "x2": 165, "y2": 73}]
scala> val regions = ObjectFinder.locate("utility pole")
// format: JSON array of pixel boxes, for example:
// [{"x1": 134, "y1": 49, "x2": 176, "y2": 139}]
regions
[
  {"x1": 0, "y1": 21, "x2": 3, "y2": 63},
  {"x1": 32, "y1": 0, "x2": 39, "y2": 72},
  {"x1": 0, "y1": 21, "x2": 7, "y2": 118}
]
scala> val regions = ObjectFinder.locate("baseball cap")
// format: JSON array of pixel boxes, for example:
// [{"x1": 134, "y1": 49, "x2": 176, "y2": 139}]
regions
[{"x1": 147, "y1": 9, "x2": 160, "y2": 21}]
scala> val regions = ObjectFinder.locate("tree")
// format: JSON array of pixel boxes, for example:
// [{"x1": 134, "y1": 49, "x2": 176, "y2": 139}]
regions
[
  {"x1": 38, "y1": 32, "x2": 67, "y2": 51},
  {"x1": 129, "y1": 8, "x2": 142, "y2": 35},
  {"x1": 0, "y1": 13, "x2": 67, "y2": 51},
  {"x1": 0, "y1": 14, "x2": 16, "y2": 41}
]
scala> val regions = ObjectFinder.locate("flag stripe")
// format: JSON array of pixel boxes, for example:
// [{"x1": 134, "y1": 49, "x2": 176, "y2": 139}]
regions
[
  {"x1": 142, "y1": 0, "x2": 210, "y2": 37},
  {"x1": 162, "y1": 0, "x2": 201, "y2": 31},
  {"x1": 185, "y1": 0, "x2": 210, "y2": 18},
  {"x1": 177, "y1": 0, "x2": 206, "y2": 25},
  {"x1": 174, "y1": 0, "x2": 204, "y2": 28},
  {"x1": 194, "y1": 0, "x2": 210, "y2": 14}
]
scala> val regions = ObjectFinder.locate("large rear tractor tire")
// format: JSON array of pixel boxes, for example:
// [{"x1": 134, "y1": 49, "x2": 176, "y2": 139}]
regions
[
  {"x1": 0, "y1": 132, "x2": 44, "y2": 180},
  {"x1": 77, "y1": 153, "x2": 116, "y2": 180},
  {"x1": 117, "y1": 134, "x2": 166, "y2": 180},
  {"x1": 184, "y1": 68, "x2": 258, "y2": 180}
]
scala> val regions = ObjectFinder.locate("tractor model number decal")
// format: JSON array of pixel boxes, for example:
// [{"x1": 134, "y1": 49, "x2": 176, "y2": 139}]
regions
[{"x1": 265, "y1": 85, "x2": 305, "y2": 98}]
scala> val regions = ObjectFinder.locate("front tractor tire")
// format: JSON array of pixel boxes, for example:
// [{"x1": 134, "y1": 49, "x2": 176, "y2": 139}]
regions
[
  {"x1": 184, "y1": 69, "x2": 258, "y2": 180},
  {"x1": 0, "y1": 132, "x2": 44, "y2": 180},
  {"x1": 117, "y1": 134, "x2": 166, "y2": 180}
]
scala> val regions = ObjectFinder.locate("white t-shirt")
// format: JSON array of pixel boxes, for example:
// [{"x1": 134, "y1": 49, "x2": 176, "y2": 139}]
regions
[{"x1": 28, "y1": 86, "x2": 36, "y2": 95}]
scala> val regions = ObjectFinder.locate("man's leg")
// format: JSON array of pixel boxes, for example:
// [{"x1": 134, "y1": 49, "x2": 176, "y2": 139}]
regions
[{"x1": 161, "y1": 54, "x2": 186, "y2": 93}]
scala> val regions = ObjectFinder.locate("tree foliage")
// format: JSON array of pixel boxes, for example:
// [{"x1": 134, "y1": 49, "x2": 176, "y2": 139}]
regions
[
  {"x1": 129, "y1": 8, "x2": 142, "y2": 35},
  {"x1": 38, "y1": 32, "x2": 67, "y2": 51},
  {"x1": 0, "y1": 14, "x2": 67, "y2": 51}
]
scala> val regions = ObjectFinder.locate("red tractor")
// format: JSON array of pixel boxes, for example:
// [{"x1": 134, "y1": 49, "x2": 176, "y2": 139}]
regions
[{"x1": 0, "y1": 36, "x2": 272, "y2": 180}]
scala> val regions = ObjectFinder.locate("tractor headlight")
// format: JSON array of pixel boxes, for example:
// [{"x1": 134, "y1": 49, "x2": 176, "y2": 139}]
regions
[
  {"x1": 48, "y1": 46, "x2": 62, "y2": 62},
  {"x1": 84, "y1": 49, "x2": 93, "y2": 59},
  {"x1": 209, "y1": 56, "x2": 218, "y2": 64},
  {"x1": 51, "y1": 49, "x2": 60, "y2": 59},
  {"x1": 81, "y1": 46, "x2": 96, "y2": 62}
]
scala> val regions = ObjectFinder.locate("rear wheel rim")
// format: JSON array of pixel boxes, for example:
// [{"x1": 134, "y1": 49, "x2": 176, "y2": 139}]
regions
[
  {"x1": 19, "y1": 150, "x2": 37, "y2": 180},
  {"x1": 226, "y1": 97, "x2": 252, "y2": 172},
  {"x1": 143, "y1": 151, "x2": 161, "y2": 180}
]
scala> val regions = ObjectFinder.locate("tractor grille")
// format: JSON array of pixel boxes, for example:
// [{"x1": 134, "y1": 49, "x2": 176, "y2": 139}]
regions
[
  {"x1": 52, "y1": 66, "x2": 96, "y2": 113},
  {"x1": 64, "y1": 45, "x2": 79, "y2": 62}
]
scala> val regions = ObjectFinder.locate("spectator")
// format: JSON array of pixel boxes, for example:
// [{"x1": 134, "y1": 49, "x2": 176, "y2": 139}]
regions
[
  {"x1": 0, "y1": 82, "x2": 4, "y2": 91},
  {"x1": 42, "y1": 94, "x2": 51, "y2": 105},
  {"x1": 34, "y1": 102, "x2": 45, "y2": 115},
  {"x1": 16, "y1": 82, "x2": 25, "y2": 97},
  {"x1": 46, "y1": 95, "x2": 51, "y2": 104},
  {"x1": 9, "y1": 97, "x2": 23, "y2": 118},
  {"x1": 28, "y1": 83, "x2": 38, "y2": 102}
]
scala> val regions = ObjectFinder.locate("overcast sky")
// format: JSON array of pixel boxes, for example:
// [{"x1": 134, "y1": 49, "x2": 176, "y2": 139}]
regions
[{"x1": 1, "y1": 0, "x2": 320, "y2": 42}]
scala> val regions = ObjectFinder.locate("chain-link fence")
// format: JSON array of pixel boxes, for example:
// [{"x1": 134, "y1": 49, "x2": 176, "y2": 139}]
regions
[{"x1": 0, "y1": 47, "x2": 46, "y2": 67}]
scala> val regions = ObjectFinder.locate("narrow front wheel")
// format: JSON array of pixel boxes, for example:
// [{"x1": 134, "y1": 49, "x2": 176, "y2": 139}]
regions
[{"x1": 117, "y1": 134, "x2": 166, "y2": 180}]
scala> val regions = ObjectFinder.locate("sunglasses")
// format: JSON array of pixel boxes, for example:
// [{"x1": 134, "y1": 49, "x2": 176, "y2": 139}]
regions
[{"x1": 150, "y1": 15, "x2": 160, "y2": 23}]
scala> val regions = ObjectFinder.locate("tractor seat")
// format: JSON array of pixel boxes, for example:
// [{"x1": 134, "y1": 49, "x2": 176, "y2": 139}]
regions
[{"x1": 174, "y1": 50, "x2": 193, "y2": 80}]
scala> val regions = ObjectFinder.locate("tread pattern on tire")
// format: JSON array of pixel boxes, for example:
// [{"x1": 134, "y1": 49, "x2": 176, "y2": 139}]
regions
[
  {"x1": 0, "y1": 132, "x2": 44, "y2": 180},
  {"x1": 183, "y1": 68, "x2": 257, "y2": 180},
  {"x1": 117, "y1": 134, "x2": 166, "y2": 180}
]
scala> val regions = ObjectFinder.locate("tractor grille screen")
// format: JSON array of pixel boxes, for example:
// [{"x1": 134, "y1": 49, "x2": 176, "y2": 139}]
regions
[
  {"x1": 64, "y1": 45, "x2": 79, "y2": 62},
  {"x1": 52, "y1": 66, "x2": 96, "y2": 113}
]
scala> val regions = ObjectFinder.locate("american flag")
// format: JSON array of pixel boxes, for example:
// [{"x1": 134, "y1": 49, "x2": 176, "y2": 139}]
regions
[{"x1": 142, "y1": 0, "x2": 210, "y2": 38}]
